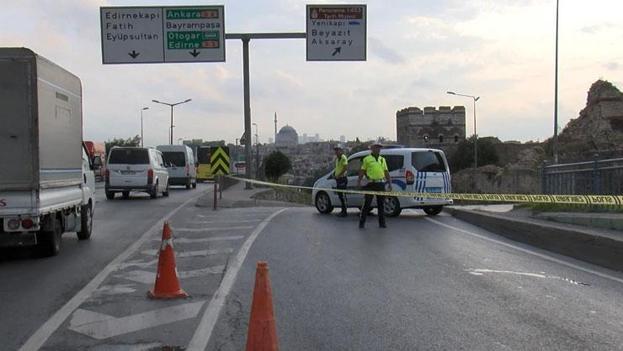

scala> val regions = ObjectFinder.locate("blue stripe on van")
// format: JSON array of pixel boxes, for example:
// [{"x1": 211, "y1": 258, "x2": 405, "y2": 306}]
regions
[{"x1": 392, "y1": 179, "x2": 406, "y2": 190}]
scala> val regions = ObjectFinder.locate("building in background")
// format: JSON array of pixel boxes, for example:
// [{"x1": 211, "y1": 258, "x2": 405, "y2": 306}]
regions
[
  {"x1": 275, "y1": 125, "x2": 299, "y2": 146},
  {"x1": 396, "y1": 106, "x2": 466, "y2": 154}
]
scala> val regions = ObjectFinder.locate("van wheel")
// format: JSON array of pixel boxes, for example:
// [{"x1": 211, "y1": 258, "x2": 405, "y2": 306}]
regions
[
  {"x1": 383, "y1": 197, "x2": 402, "y2": 217},
  {"x1": 105, "y1": 191, "x2": 115, "y2": 200},
  {"x1": 122, "y1": 191, "x2": 130, "y2": 199},
  {"x1": 39, "y1": 216, "x2": 62, "y2": 257},
  {"x1": 192, "y1": 181, "x2": 197, "y2": 189},
  {"x1": 315, "y1": 192, "x2": 334, "y2": 214},
  {"x1": 423, "y1": 206, "x2": 443, "y2": 216},
  {"x1": 186, "y1": 179, "x2": 191, "y2": 189},
  {"x1": 150, "y1": 182, "x2": 158, "y2": 199},
  {"x1": 77, "y1": 204, "x2": 93, "y2": 240}
]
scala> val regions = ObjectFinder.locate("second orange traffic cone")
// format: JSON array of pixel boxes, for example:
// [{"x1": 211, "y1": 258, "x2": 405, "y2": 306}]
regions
[
  {"x1": 148, "y1": 221, "x2": 188, "y2": 299},
  {"x1": 245, "y1": 261, "x2": 279, "y2": 351}
]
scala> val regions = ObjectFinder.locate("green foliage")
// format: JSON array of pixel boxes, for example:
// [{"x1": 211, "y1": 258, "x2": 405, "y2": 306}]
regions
[
  {"x1": 105, "y1": 135, "x2": 141, "y2": 154},
  {"x1": 450, "y1": 136, "x2": 499, "y2": 171},
  {"x1": 303, "y1": 166, "x2": 333, "y2": 187},
  {"x1": 264, "y1": 151, "x2": 291, "y2": 182}
]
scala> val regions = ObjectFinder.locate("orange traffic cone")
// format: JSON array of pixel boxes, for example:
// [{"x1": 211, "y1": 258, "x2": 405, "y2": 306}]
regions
[
  {"x1": 246, "y1": 261, "x2": 279, "y2": 351},
  {"x1": 148, "y1": 221, "x2": 188, "y2": 299}
]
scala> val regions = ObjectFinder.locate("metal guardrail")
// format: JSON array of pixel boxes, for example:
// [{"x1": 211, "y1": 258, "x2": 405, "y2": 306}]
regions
[{"x1": 541, "y1": 158, "x2": 623, "y2": 195}]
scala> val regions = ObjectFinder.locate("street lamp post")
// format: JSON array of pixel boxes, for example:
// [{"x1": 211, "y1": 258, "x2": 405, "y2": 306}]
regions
[
  {"x1": 152, "y1": 98, "x2": 192, "y2": 145},
  {"x1": 553, "y1": 0, "x2": 559, "y2": 163},
  {"x1": 447, "y1": 91, "x2": 480, "y2": 168},
  {"x1": 252, "y1": 123, "x2": 259, "y2": 179},
  {"x1": 140, "y1": 107, "x2": 149, "y2": 147}
]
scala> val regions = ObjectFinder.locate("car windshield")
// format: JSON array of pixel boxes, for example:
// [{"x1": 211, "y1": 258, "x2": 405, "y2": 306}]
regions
[
  {"x1": 108, "y1": 149, "x2": 149, "y2": 164},
  {"x1": 162, "y1": 151, "x2": 185, "y2": 167}
]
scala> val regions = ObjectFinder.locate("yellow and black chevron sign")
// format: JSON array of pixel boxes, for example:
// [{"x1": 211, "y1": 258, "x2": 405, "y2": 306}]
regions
[{"x1": 210, "y1": 146, "x2": 230, "y2": 176}]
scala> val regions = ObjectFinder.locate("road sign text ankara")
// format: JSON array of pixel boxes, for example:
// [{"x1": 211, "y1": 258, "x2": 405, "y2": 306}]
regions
[{"x1": 100, "y1": 6, "x2": 225, "y2": 64}]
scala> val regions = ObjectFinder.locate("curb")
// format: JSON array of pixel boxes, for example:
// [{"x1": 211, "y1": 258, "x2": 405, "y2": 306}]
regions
[{"x1": 445, "y1": 208, "x2": 623, "y2": 272}]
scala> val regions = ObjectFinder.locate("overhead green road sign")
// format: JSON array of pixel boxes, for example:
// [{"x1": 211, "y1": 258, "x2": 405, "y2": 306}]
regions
[{"x1": 100, "y1": 5, "x2": 225, "y2": 64}]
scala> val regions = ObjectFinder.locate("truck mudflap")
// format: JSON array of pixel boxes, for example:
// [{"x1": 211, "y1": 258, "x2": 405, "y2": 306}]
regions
[{"x1": 0, "y1": 231, "x2": 37, "y2": 247}]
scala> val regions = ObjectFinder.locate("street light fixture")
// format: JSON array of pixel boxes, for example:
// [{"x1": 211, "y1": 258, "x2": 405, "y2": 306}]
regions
[
  {"x1": 152, "y1": 98, "x2": 192, "y2": 144},
  {"x1": 447, "y1": 91, "x2": 480, "y2": 168},
  {"x1": 140, "y1": 107, "x2": 149, "y2": 147}
]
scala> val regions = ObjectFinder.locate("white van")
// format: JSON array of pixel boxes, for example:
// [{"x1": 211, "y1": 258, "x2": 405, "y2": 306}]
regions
[
  {"x1": 105, "y1": 147, "x2": 169, "y2": 199},
  {"x1": 156, "y1": 145, "x2": 197, "y2": 189},
  {"x1": 312, "y1": 147, "x2": 453, "y2": 216}
]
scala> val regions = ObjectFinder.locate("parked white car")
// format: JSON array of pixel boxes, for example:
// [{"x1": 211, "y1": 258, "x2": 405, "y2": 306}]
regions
[
  {"x1": 312, "y1": 147, "x2": 453, "y2": 216},
  {"x1": 156, "y1": 144, "x2": 197, "y2": 189},
  {"x1": 105, "y1": 147, "x2": 169, "y2": 199}
]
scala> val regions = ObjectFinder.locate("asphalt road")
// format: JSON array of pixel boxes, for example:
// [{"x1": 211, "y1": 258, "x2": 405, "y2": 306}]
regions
[
  {"x1": 3, "y1": 192, "x2": 623, "y2": 350},
  {"x1": 0, "y1": 183, "x2": 210, "y2": 351}
]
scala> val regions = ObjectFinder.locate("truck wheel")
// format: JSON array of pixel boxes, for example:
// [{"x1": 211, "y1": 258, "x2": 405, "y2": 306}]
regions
[
  {"x1": 105, "y1": 191, "x2": 115, "y2": 200},
  {"x1": 423, "y1": 206, "x2": 443, "y2": 216},
  {"x1": 39, "y1": 217, "x2": 62, "y2": 257},
  {"x1": 77, "y1": 204, "x2": 93, "y2": 240},
  {"x1": 150, "y1": 182, "x2": 158, "y2": 199},
  {"x1": 122, "y1": 191, "x2": 130, "y2": 199}
]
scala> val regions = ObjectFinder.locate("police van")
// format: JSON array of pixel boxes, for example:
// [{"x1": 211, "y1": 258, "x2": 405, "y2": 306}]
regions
[{"x1": 312, "y1": 147, "x2": 453, "y2": 216}]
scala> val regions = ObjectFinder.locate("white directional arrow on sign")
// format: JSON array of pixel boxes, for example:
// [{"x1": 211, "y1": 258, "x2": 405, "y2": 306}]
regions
[{"x1": 68, "y1": 301, "x2": 205, "y2": 340}]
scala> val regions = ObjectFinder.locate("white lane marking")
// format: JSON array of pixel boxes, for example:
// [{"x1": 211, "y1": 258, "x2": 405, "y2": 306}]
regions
[
  {"x1": 19, "y1": 192, "x2": 206, "y2": 351},
  {"x1": 93, "y1": 284, "x2": 137, "y2": 296},
  {"x1": 171, "y1": 226, "x2": 253, "y2": 232},
  {"x1": 117, "y1": 259, "x2": 159, "y2": 270},
  {"x1": 141, "y1": 248, "x2": 234, "y2": 257},
  {"x1": 120, "y1": 265, "x2": 226, "y2": 284},
  {"x1": 188, "y1": 219, "x2": 262, "y2": 224},
  {"x1": 186, "y1": 208, "x2": 288, "y2": 351},
  {"x1": 166, "y1": 236, "x2": 245, "y2": 244},
  {"x1": 68, "y1": 301, "x2": 205, "y2": 340},
  {"x1": 427, "y1": 218, "x2": 623, "y2": 285},
  {"x1": 467, "y1": 268, "x2": 590, "y2": 286}
]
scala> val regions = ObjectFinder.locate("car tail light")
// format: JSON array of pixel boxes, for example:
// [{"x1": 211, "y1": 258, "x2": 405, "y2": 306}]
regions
[
  {"x1": 406, "y1": 170, "x2": 415, "y2": 185},
  {"x1": 21, "y1": 218, "x2": 34, "y2": 229},
  {"x1": 147, "y1": 169, "x2": 154, "y2": 184},
  {"x1": 7, "y1": 218, "x2": 20, "y2": 230}
]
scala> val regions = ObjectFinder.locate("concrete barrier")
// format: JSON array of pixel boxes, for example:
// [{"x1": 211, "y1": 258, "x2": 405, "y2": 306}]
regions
[{"x1": 445, "y1": 208, "x2": 623, "y2": 272}]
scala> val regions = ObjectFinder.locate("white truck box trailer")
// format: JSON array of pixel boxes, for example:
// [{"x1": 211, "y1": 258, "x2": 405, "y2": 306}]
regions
[{"x1": 0, "y1": 48, "x2": 95, "y2": 256}]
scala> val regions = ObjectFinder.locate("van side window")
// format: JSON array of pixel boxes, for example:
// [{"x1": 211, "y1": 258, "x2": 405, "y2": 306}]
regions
[
  {"x1": 412, "y1": 152, "x2": 447, "y2": 172},
  {"x1": 346, "y1": 157, "x2": 362, "y2": 177},
  {"x1": 384, "y1": 155, "x2": 404, "y2": 172}
]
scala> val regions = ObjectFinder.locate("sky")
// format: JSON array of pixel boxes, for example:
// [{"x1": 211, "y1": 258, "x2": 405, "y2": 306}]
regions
[{"x1": 1, "y1": 0, "x2": 621, "y2": 146}]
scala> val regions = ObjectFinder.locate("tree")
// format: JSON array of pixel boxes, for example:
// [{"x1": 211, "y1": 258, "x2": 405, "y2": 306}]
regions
[
  {"x1": 449, "y1": 136, "x2": 499, "y2": 172},
  {"x1": 264, "y1": 151, "x2": 291, "y2": 182},
  {"x1": 105, "y1": 135, "x2": 141, "y2": 154}
]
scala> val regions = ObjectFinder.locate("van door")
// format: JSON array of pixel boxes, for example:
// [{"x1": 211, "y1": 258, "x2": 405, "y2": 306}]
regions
[
  {"x1": 345, "y1": 157, "x2": 365, "y2": 207},
  {"x1": 411, "y1": 151, "x2": 450, "y2": 199},
  {"x1": 107, "y1": 148, "x2": 150, "y2": 187}
]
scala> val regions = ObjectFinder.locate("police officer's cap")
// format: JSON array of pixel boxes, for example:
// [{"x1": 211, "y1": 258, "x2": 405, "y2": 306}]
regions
[{"x1": 370, "y1": 142, "x2": 383, "y2": 148}]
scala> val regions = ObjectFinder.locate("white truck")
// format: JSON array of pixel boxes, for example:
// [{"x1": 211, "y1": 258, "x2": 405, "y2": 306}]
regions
[{"x1": 0, "y1": 48, "x2": 95, "y2": 256}]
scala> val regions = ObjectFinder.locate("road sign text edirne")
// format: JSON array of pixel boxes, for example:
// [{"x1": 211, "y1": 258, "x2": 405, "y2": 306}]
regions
[
  {"x1": 100, "y1": 6, "x2": 225, "y2": 64},
  {"x1": 306, "y1": 4, "x2": 366, "y2": 61}
]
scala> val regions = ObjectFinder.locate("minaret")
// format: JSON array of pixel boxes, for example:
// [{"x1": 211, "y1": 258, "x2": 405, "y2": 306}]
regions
[{"x1": 274, "y1": 112, "x2": 278, "y2": 142}]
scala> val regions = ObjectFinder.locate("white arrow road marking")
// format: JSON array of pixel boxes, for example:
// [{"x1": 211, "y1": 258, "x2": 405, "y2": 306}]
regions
[
  {"x1": 171, "y1": 226, "x2": 253, "y2": 232},
  {"x1": 94, "y1": 284, "x2": 137, "y2": 296},
  {"x1": 140, "y1": 248, "x2": 234, "y2": 257},
  {"x1": 467, "y1": 269, "x2": 589, "y2": 286},
  {"x1": 188, "y1": 219, "x2": 261, "y2": 224},
  {"x1": 120, "y1": 265, "x2": 226, "y2": 284},
  {"x1": 153, "y1": 235, "x2": 245, "y2": 244},
  {"x1": 68, "y1": 301, "x2": 205, "y2": 340},
  {"x1": 118, "y1": 259, "x2": 159, "y2": 270}
]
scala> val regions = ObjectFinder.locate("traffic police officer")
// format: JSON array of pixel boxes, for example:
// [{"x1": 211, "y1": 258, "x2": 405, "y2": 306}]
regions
[
  {"x1": 333, "y1": 144, "x2": 348, "y2": 217},
  {"x1": 357, "y1": 143, "x2": 392, "y2": 228}
]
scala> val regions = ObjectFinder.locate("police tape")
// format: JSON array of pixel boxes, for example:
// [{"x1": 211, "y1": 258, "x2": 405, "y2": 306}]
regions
[{"x1": 224, "y1": 176, "x2": 623, "y2": 206}]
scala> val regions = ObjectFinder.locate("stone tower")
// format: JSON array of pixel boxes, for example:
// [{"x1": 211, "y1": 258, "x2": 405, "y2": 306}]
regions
[{"x1": 396, "y1": 106, "x2": 466, "y2": 153}]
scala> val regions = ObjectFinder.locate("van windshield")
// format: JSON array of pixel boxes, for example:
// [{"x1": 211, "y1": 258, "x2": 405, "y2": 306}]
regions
[
  {"x1": 412, "y1": 152, "x2": 446, "y2": 172},
  {"x1": 162, "y1": 151, "x2": 185, "y2": 167},
  {"x1": 108, "y1": 149, "x2": 149, "y2": 165}
]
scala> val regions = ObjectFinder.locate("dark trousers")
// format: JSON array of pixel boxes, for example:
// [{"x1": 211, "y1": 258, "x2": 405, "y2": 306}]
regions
[
  {"x1": 359, "y1": 182, "x2": 386, "y2": 227},
  {"x1": 336, "y1": 177, "x2": 348, "y2": 213}
]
